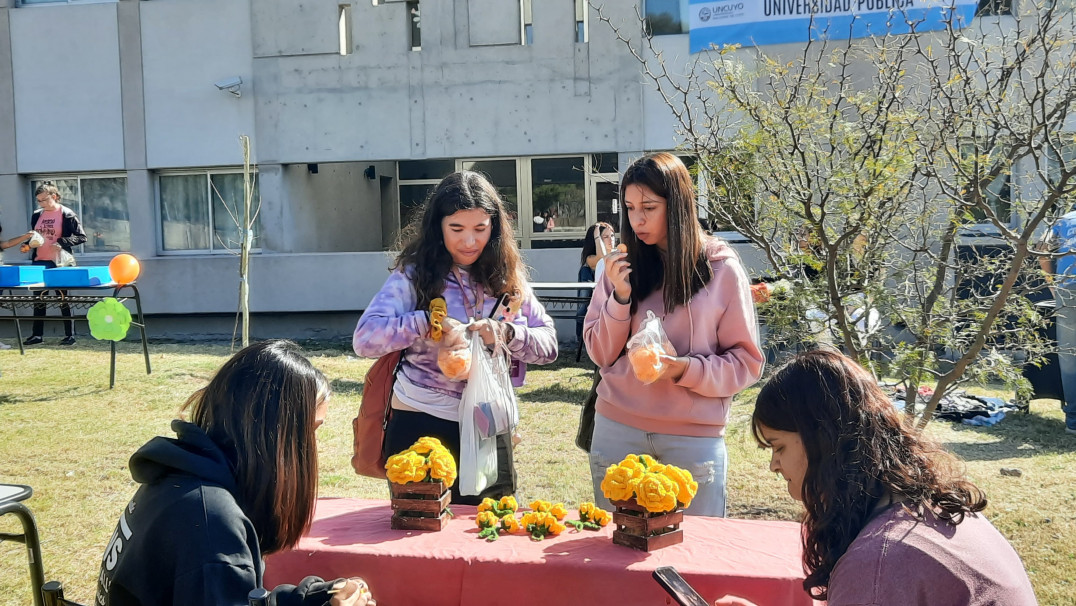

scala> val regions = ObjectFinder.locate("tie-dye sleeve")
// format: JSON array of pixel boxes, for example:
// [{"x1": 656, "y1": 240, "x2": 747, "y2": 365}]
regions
[
  {"x1": 503, "y1": 291, "x2": 558, "y2": 365},
  {"x1": 353, "y1": 270, "x2": 430, "y2": 358}
]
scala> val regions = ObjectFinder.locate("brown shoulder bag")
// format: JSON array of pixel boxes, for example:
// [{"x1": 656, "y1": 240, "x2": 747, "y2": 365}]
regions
[{"x1": 350, "y1": 350, "x2": 403, "y2": 479}]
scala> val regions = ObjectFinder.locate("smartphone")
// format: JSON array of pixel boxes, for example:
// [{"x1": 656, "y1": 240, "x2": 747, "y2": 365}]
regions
[
  {"x1": 489, "y1": 293, "x2": 511, "y2": 320},
  {"x1": 652, "y1": 567, "x2": 709, "y2": 606}
]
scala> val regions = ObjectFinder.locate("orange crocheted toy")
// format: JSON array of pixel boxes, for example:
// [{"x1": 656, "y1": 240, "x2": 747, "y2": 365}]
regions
[
  {"x1": 438, "y1": 347, "x2": 472, "y2": 381},
  {"x1": 628, "y1": 343, "x2": 665, "y2": 384}
]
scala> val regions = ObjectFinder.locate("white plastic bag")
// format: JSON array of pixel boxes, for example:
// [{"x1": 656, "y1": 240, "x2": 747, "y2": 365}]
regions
[
  {"x1": 457, "y1": 336, "x2": 518, "y2": 495},
  {"x1": 55, "y1": 249, "x2": 76, "y2": 268}
]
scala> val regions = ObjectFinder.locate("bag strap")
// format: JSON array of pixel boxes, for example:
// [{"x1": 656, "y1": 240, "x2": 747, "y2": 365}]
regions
[{"x1": 380, "y1": 352, "x2": 404, "y2": 431}]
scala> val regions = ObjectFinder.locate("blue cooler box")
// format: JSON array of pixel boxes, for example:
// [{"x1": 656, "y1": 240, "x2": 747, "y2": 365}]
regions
[
  {"x1": 0, "y1": 265, "x2": 45, "y2": 287},
  {"x1": 42, "y1": 267, "x2": 113, "y2": 287}
]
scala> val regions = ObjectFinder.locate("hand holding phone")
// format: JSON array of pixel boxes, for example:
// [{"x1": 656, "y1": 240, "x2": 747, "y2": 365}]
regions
[
  {"x1": 489, "y1": 293, "x2": 511, "y2": 320},
  {"x1": 652, "y1": 567, "x2": 709, "y2": 606}
]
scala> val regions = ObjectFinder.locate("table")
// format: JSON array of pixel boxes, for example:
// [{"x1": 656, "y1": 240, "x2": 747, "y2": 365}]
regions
[
  {"x1": 1, "y1": 484, "x2": 45, "y2": 606},
  {"x1": 530, "y1": 282, "x2": 594, "y2": 362},
  {"x1": 0, "y1": 282, "x2": 151, "y2": 388},
  {"x1": 265, "y1": 498, "x2": 817, "y2": 606}
]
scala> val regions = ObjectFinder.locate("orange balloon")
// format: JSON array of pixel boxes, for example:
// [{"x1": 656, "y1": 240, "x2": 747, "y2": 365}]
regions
[{"x1": 109, "y1": 254, "x2": 141, "y2": 284}]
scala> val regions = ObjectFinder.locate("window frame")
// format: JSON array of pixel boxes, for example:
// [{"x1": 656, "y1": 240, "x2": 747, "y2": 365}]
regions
[
  {"x1": 26, "y1": 173, "x2": 130, "y2": 259},
  {"x1": 957, "y1": 138, "x2": 1015, "y2": 235},
  {"x1": 18, "y1": 0, "x2": 116, "y2": 6},
  {"x1": 155, "y1": 168, "x2": 262, "y2": 256},
  {"x1": 395, "y1": 154, "x2": 620, "y2": 249},
  {"x1": 643, "y1": 0, "x2": 689, "y2": 36}
]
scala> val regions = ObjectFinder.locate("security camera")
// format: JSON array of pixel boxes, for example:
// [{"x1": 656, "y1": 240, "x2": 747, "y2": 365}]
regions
[{"x1": 214, "y1": 76, "x2": 243, "y2": 97}]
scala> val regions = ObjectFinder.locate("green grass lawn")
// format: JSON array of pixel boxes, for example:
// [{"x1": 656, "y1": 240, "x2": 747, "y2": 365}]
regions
[{"x1": 2, "y1": 340, "x2": 1074, "y2": 605}]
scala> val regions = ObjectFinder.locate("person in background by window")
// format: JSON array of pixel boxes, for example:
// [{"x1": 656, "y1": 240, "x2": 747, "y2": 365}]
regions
[
  {"x1": 583, "y1": 153, "x2": 764, "y2": 517},
  {"x1": 0, "y1": 221, "x2": 37, "y2": 350},
  {"x1": 751, "y1": 350, "x2": 1036, "y2": 605},
  {"x1": 0, "y1": 222, "x2": 35, "y2": 253},
  {"x1": 577, "y1": 222, "x2": 614, "y2": 342},
  {"x1": 22, "y1": 182, "x2": 87, "y2": 346},
  {"x1": 1036, "y1": 210, "x2": 1076, "y2": 436}
]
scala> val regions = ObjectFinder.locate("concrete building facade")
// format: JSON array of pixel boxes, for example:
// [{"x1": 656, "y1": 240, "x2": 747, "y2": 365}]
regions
[{"x1": 0, "y1": 0, "x2": 1055, "y2": 338}]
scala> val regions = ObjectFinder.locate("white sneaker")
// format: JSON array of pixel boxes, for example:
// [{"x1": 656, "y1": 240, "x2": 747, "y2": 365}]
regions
[{"x1": 0, "y1": 341, "x2": 12, "y2": 350}]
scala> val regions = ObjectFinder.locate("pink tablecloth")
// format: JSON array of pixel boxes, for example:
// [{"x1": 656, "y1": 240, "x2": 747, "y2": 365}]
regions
[{"x1": 265, "y1": 498, "x2": 816, "y2": 606}]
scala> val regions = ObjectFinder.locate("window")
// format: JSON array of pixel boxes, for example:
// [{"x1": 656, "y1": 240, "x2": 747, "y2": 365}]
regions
[
  {"x1": 531, "y1": 157, "x2": 586, "y2": 234},
  {"x1": 959, "y1": 141, "x2": 1012, "y2": 226},
  {"x1": 1046, "y1": 136, "x2": 1076, "y2": 212},
  {"x1": 20, "y1": 0, "x2": 116, "y2": 5},
  {"x1": 462, "y1": 159, "x2": 519, "y2": 226},
  {"x1": 575, "y1": 0, "x2": 588, "y2": 43},
  {"x1": 397, "y1": 159, "x2": 453, "y2": 229},
  {"x1": 29, "y1": 176, "x2": 130, "y2": 255},
  {"x1": 408, "y1": 1, "x2": 421, "y2": 51},
  {"x1": 396, "y1": 155, "x2": 614, "y2": 247},
  {"x1": 976, "y1": 0, "x2": 1012, "y2": 16},
  {"x1": 591, "y1": 153, "x2": 619, "y2": 231},
  {"x1": 1047, "y1": 138, "x2": 1076, "y2": 186},
  {"x1": 158, "y1": 171, "x2": 261, "y2": 253},
  {"x1": 339, "y1": 4, "x2": 353, "y2": 56},
  {"x1": 523, "y1": 0, "x2": 534, "y2": 45},
  {"x1": 645, "y1": 0, "x2": 689, "y2": 36},
  {"x1": 468, "y1": 0, "x2": 528, "y2": 46}
]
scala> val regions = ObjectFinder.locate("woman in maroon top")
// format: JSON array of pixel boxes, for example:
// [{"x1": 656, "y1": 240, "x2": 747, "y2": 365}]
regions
[{"x1": 751, "y1": 350, "x2": 1037, "y2": 606}]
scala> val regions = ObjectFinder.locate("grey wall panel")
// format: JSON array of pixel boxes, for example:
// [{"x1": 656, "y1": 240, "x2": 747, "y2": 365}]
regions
[
  {"x1": 252, "y1": 0, "x2": 339, "y2": 58},
  {"x1": 141, "y1": 0, "x2": 256, "y2": 168},
  {"x1": 11, "y1": 3, "x2": 125, "y2": 173},
  {"x1": 467, "y1": 0, "x2": 521, "y2": 47}
]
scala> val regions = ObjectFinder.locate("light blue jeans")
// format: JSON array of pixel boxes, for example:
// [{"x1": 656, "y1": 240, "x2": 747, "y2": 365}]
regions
[
  {"x1": 588, "y1": 412, "x2": 727, "y2": 517},
  {"x1": 1055, "y1": 288, "x2": 1076, "y2": 431}
]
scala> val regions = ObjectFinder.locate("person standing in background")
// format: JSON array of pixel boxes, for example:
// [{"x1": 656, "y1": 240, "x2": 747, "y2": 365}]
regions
[
  {"x1": 1037, "y1": 209, "x2": 1076, "y2": 436},
  {"x1": 23, "y1": 181, "x2": 87, "y2": 346}
]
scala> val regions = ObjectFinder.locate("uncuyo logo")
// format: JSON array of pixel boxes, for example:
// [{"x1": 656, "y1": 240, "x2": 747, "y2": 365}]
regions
[{"x1": 699, "y1": 6, "x2": 712, "y2": 21}]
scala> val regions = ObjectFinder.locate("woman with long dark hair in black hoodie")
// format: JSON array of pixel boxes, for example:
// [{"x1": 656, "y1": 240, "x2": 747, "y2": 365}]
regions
[{"x1": 96, "y1": 340, "x2": 374, "y2": 606}]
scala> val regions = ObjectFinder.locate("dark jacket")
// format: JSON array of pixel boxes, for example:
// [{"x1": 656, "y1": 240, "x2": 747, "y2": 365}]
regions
[
  {"x1": 30, "y1": 205, "x2": 86, "y2": 261},
  {"x1": 96, "y1": 420, "x2": 337, "y2": 606}
]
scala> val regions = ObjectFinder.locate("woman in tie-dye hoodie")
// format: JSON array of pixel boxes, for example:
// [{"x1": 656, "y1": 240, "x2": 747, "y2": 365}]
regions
[{"x1": 354, "y1": 171, "x2": 557, "y2": 505}]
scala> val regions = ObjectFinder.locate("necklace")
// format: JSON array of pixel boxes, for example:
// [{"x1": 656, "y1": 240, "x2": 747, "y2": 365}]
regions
[{"x1": 452, "y1": 266, "x2": 485, "y2": 320}]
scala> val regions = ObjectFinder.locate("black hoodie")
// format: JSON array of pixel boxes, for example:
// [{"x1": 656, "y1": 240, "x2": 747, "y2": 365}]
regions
[{"x1": 95, "y1": 420, "x2": 337, "y2": 606}]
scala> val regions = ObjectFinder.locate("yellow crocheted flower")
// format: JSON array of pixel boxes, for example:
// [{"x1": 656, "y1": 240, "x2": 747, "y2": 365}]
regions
[
  {"x1": 547, "y1": 515, "x2": 566, "y2": 535},
  {"x1": 427, "y1": 448, "x2": 457, "y2": 486},
  {"x1": 661, "y1": 464, "x2": 698, "y2": 508},
  {"x1": 579, "y1": 502, "x2": 595, "y2": 519},
  {"x1": 476, "y1": 511, "x2": 498, "y2": 529},
  {"x1": 529, "y1": 499, "x2": 551, "y2": 513},
  {"x1": 385, "y1": 450, "x2": 428, "y2": 485},
  {"x1": 591, "y1": 508, "x2": 612, "y2": 526},
  {"x1": 549, "y1": 503, "x2": 568, "y2": 521},
  {"x1": 600, "y1": 464, "x2": 641, "y2": 502},
  {"x1": 499, "y1": 515, "x2": 521, "y2": 533},
  {"x1": 635, "y1": 472, "x2": 678, "y2": 513},
  {"x1": 526, "y1": 512, "x2": 564, "y2": 536},
  {"x1": 411, "y1": 436, "x2": 446, "y2": 455},
  {"x1": 477, "y1": 498, "x2": 497, "y2": 514},
  {"x1": 498, "y1": 496, "x2": 518, "y2": 513}
]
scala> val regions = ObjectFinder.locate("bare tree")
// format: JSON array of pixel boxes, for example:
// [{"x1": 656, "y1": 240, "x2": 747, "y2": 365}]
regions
[
  {"x1": 211, "y1": 135, "x2": 260, "y2": 348},
  {"x1": 596, "y1": 2, "x2": 1076, "y2": 425}
]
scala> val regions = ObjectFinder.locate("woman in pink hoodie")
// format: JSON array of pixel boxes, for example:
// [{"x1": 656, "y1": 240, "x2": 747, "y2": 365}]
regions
[{"x1": 583, "y1": 153, "x2": 764, "y2": 517}]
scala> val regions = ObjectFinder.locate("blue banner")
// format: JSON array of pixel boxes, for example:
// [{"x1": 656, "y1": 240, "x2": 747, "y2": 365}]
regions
[{"x1": 688, "y1": 0, "x2": 979, "y2": 53}]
